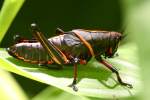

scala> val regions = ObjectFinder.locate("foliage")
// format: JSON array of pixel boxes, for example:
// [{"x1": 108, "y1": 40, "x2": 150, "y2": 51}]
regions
[{"x1": 0, "y1": 43, "x2": 141, "y2": 99}]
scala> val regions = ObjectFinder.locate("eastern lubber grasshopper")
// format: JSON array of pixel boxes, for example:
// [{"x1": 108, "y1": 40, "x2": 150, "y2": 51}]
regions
[{"x1": 7, "y1": 23, "x2": 133, "y2": 91}]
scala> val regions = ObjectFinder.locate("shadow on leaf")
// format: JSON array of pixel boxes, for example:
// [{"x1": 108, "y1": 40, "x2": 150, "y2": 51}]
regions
[{"x1": 7, "y1": 57, "x2": 122, "y2": 89}]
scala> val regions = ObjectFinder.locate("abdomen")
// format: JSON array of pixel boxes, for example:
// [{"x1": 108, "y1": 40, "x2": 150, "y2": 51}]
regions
[{"x1": 7, "y1": 42, "x2": 52, "y2": 64}]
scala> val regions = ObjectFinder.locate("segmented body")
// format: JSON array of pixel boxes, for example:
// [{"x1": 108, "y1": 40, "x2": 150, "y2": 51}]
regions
[{"x1": 7, "y1": 29, "x2": 122, "y2": 65}]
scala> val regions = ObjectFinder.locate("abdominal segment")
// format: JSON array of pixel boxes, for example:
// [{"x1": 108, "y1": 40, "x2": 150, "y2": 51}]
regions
[{"x1": 7, "y1": 42, "x2": 52, "y2": 64}]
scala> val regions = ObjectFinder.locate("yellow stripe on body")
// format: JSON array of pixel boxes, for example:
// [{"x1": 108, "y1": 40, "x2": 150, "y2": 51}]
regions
[{"x1": 36, "y1": 32, "x2": 61, "y2": 64}]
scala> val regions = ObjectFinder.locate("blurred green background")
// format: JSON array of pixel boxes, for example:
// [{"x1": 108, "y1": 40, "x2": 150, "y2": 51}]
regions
[{"x1": 1, "y1": 0, "x2": 150, "y2": 100}]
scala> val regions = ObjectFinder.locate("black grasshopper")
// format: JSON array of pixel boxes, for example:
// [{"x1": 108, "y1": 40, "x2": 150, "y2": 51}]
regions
[{"x1": 7, "y1": 23, "x2": 132, "y2": 91}]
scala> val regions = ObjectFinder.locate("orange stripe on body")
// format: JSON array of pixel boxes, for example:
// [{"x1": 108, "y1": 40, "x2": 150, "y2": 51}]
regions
[
  {"x1": 36, "y1": 32, "x2": 61, "y2": 64},
  {"x1": 74, "y1": 32, "x2": 95, "y2": 57}
]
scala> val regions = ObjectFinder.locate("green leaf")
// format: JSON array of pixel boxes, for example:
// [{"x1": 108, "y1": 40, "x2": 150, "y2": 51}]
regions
[
  {"x1": 32, "y1": 86, "x2": 90, "y2": 100},
  {"x1": 0, "y1": 69, "x2": 28, "y2": 100},
  {"x1": 0, "y1": 43, "x2": 141, "y2": 99},
  {"x1": 0, "y1": 0, "x2": 25, "y2": 42}
]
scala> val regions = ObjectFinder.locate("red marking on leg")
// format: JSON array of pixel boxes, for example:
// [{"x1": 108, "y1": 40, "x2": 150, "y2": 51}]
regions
[
  {"x1": 47, "y1": 60, "x2": 53, "y2": 64},
  {"x1": 100, "y1": 60, "x2": 112, "y2": 70},
  {"x1": 79, "y1": 59, "x2": 87, "y2": 65}
]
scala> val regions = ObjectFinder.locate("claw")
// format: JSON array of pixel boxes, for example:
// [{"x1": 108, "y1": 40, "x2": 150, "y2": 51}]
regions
[
  {"x1": 120, "y1": 82, "x2": 133, "y2": 89},
  {"x1": 68, "y1": 84, "x2": 78, "y2": 92},
  {"x1": 126, "y1": 83, "x2": 133, "y2": 89}
]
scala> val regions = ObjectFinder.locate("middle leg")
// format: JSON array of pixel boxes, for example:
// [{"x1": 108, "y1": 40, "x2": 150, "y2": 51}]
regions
[{"x1": 68, "y1": 57, "x2": 79, "y2": 91}]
